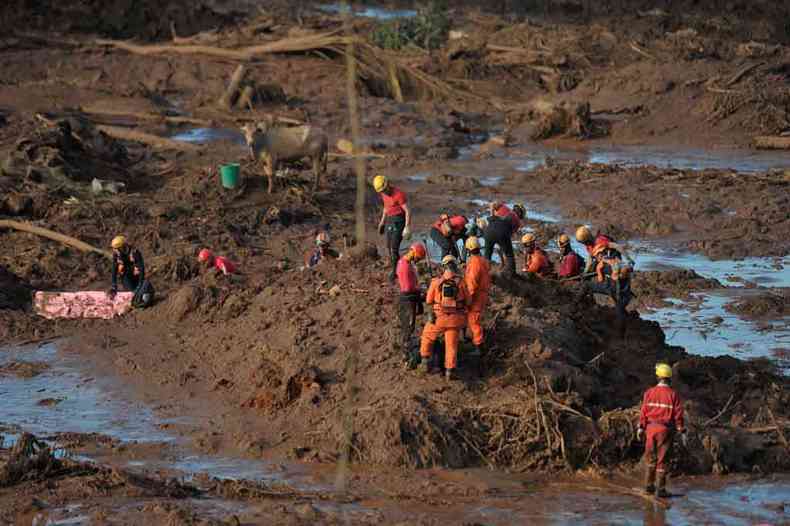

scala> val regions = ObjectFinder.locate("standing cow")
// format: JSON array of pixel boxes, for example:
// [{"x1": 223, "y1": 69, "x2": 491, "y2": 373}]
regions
[{"x1": 241, "y1": 118, "x2": 328, "y2": 194}]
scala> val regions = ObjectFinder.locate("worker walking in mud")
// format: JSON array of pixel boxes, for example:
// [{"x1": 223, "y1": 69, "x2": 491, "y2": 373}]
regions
[
  {"x1": 464, "y1": 236, "x2": 490, "y2": 363},
  {"x1": 397, "y1": 242, "x2": 427, "y2": 360},
  {"x1": 637, "y1": 363, "x2": 687, "y2": 498},
  {"x1": 110, "y1": 235, "x2": 153, "y2": 308},
  {"x1": 373, "y1": 175, "x2": 411, "y2": 282},
  {"x1": 304, "y1": 231, "x2": 340, "y2": 269},
  {"x1": 520, "y1": 233, "x2": 552, "y2": 277},
  {"x1": 419, "y1": 255, "x2": 470, "y2": 381},
  {"x1": 482, "y1": 202, "x2": 526, "y2": 276},
  {"x1": 429, "y1": 213, "x2": 468, "y2": 260},
  {"x1": 556, "y1": 234, "x2": 584, "y2": 279}
]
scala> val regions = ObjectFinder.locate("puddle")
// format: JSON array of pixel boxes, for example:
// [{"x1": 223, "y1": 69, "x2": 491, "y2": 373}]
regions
[
  {"x1": 169, "y1": 127, "x2": 246, "y2": 145},
  {"x1": 507, "y1": 144, "x2": 790, "y2": 174},
  {"x1": 480, "y1": 175, "x2": 503, "y2": 187},
  {"x1": 317, "y1": 3, "x2": 416, "y2": 19},
  {"x1": 643, "y1": 292, "x2": 790, "y2": 370}
]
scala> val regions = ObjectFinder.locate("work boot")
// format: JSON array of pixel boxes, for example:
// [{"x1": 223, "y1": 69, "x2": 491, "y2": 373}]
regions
[
  {"x1": 417, "y1": 357, "x2": 430, "y2": 375},
  {"x1": 503, "y1": 256, "x2": 517, "y2": 278},
  {"x1": 655, "y1": 472, "x2": 670, "y2": 498},
  {"x1": 445, "y1": 368, "x2": 456, "y2": 381},
  {"x1": 643, "y1": 466, "x2": 656, "y2": 495}
]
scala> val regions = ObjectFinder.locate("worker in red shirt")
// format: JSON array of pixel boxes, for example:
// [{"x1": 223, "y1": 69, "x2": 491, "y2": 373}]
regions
[
  {"x1": 556, "y1": 234, "x2": 584, "y2": 279},
  {"x1": 430, "y1": 214, "x2": 468, "y2": 260},
  {"x1": 419, "y1": 255, "x2": 470, "y2": 381},
  {"x1": 637, "y1": 363, "x2": 687, "y2": 498},
  {"x1": 482, "y1": 202, "x2": 526, "y2": 276},
  {"x1": 198, "y1": 248, "x2": 237, "y2": 275},
  {"x1": 397, "y1": 242, "x2": 427, "y2": 353},
  {"x1": 520, "y1": 233, "x2": 552, "y2": 277},
  {"x1": 373, "y1": 175, "x2": 411, "y2": 282}
]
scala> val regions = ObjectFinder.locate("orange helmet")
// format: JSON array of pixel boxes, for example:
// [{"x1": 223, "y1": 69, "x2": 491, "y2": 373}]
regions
[
  {"x1": 409, "y1": 242, "x2": 427, "y2": 260},
  {"x1": 198, "y1": 248, "x2": 212, "y2": 262}
]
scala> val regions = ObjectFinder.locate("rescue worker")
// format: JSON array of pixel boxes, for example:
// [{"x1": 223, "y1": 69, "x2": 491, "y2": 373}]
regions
[
  {"x1": 576, "y1": 226, "x2": 634, "y2": 334},
  {"x1": 637, "y1": 363, "x2": 687, "y2": 498},
  {"x1": 110, "y1": 235, "x2": 144, "y2": 296},
  {"x1": 464, "y1": 236, "x2": 490, "y2": 357},
  {"x1": 198, "y1": 248, "x2": 238, "y2": 275},
  {"x1": 556, "y1": 234, "x2": 584, "y2": 279},
  {"x1": 482, "y1": 202, "x2": 526, "y2": 276},
  {"x1": 429, "y1": 214, "x2": 468, "y2": 260},
  {"x1": 304, "y1": 231, "x2": 340, "y2": 268},
  {"x1": 520, "y1": 233, "x2": 552, "y2": 277},
  {"x1": 419, "y1": 255, "x2": 470, "y2": 381},
  {"x1": 373, "y1": 175, "x2": 411, "y2": 282},
  {"x1": 397, "y1": 242, "x2": 427, "y2": 353}
]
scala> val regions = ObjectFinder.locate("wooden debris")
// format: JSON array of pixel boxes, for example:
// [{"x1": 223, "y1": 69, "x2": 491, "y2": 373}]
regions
[
  {"x1": 754, "y1": 136, "x2": 790, "y2": 150},
  {"x1": 725, "y1": 61, "x2": 763, "y2": 87},
  {"x1": 95, "y1": 125, "x2": 200, "y2": 152},
  {"x1": 219, "y1": 65, "x2": 248, "y2": 110},
  {"x1": 0, "y1": 220, "x2": 111, "y2": 258}
]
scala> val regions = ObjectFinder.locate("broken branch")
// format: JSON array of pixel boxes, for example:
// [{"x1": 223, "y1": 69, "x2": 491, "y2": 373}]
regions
[{"x1": 0, "y1": 220, "x2": 111, "y2": 259}]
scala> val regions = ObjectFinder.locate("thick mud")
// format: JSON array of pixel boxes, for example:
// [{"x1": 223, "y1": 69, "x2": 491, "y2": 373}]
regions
[{"x1": 3, "y1": 0, "x2": 790, "y2": 523}]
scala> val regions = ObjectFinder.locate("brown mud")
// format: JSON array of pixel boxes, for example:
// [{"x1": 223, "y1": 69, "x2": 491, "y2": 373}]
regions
[{"x1": 2, "y1": 0, "x2": 790, "y2": 523}]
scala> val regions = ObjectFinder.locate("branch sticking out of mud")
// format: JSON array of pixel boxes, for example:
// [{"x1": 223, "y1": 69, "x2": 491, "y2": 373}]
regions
[
  {"x1": 753, "y1": 135, "x2": 790, "y2": 150},
  {"x1": 0, "y1": 220, "x2": 111, "y2": 259},
  {"x1": 95, "y1": 125, "x2": 200, "y2": 152}
]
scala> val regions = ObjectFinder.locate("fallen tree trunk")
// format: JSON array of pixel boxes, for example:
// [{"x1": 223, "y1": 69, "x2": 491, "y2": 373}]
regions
[
  {"x1": 0, "y1": 220, "x2": 111, "y2": 259},
  {"x1": 753, "y1": 135, "x2": 790, "y2": 150},
  {"x1": 80, "y1": 106, "x2": 212, "y2": 126},
  {"x1": 95, "y1": 125, "x2": 200, "y2": 152},
  {"x1": 95, "y1": 31, "x2": 356, "y2": 61},
  {"x1": 218, "y1": 65, "x2": 247, "y2": 110}
]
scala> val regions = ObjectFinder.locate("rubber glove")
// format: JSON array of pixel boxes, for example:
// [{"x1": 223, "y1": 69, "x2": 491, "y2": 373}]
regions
[{"x1": 402, "y1": 225, "x2": 411, "y2": 240}]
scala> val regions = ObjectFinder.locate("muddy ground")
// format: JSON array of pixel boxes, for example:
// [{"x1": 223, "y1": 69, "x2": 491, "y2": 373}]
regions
[{"x1": 2, "y1": 0, "x2": 790, "y2": 523}]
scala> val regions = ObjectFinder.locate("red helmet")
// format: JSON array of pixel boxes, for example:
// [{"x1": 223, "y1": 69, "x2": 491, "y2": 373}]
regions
[
  {"x1": 198, "y1": 248, "x2": 212, "y2": 262},
  {"x1": 409, "y1": 242, "x2": 427, "y2": 260}
]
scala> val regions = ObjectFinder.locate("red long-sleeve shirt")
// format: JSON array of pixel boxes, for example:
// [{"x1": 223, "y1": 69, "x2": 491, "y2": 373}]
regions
[
  {"x1": 558, "y1": 250, "x2": 583, "y2": 278},
  {"x1": 639, "y1": 384, "x2": 685, "y2": 431},
  {"x1": 396, "y1": 256, "x2": 418, "y2": 294}
]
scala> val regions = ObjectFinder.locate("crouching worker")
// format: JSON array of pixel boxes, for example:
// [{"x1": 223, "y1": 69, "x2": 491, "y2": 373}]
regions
[
  {"x1": 430, "y1": 213, "x2": 468, "y2": 260},
  {"x1": 637, "y1": 363, "x2": 687, "y2": 498},
  {"x1": 304, "y1": 231, "x2": 340, "y2": 269},
  {"x1": 589, "y1": 244, "x2": 633, "y2": 335},
  {"x1": 520, "y1": 233, "x2": 552, "y2": 277},
  {"x1": 397, "y1": 242, "x2": 427, "y2": 358},
  {"x1": 110, "y1": 235, "x2": 154, "y2": 308},
  {"x1": 556, "y1": 234, "x2": 584, "y2": 279},
  {"x1": 198, "y1": 248, "x2": 238, "y2": 275},
  {"x1": 419, "y1": 255, "x2": 470, "y2": 381}
]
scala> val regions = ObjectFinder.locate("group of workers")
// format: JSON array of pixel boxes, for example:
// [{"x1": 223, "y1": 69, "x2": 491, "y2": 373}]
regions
[
  {"x1": 372, "y1": 173, "x2": 635, "y2": 376},
  {"x1": 375, "y1": 174, "x2": 685, "y2": 498}
]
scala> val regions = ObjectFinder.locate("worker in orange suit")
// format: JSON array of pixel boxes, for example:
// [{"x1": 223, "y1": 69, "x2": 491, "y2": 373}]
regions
[
  {"x1": 463, "y1": 236, "x2": 490, "y2": 356},
  {"x1": 418, "y1": 255, "x2": 470, "y2": 381}
]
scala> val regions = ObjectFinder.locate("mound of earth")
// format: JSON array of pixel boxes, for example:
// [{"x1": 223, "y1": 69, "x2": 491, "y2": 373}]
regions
[{"x1": 725, "y1": 289, "x2": 790, "y2": 320}]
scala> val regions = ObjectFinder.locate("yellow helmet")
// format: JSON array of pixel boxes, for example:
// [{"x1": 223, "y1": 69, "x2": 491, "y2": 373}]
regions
[
  {"x1": 111, "y1": 235, "x2": 126, "y2": 250},
  {"x1": 372, "y1": 175, "x2": 388, "y2": 193},
  {"x1": 575, "y1": 226, "x2": 593, "y2": 244},
  {"x1": 465, "y1": 236, "x2": 480, "y2": 251},
  {"x1": 655, "y1": 363, "x2": 673, "y2": 379},
  {"x1": 521, "y1": 232, "x2": 536, "y2": 245},
  {"x1": 557, "y1": 234, "x2": 571, "y2": 248},
  {"x1": 441, "y1": 254, "x2": 457, "y2": 266}
]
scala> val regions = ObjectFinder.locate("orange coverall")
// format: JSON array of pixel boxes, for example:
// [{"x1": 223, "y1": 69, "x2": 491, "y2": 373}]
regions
[
  {"x1": 464, "y1": 254, "x2": 491, "y2": 346},
  {"x1": 420, "y1": 270, "x2": 470, "y2": 370}
]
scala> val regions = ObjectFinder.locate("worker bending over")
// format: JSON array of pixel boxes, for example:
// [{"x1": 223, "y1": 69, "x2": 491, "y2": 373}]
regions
[
  {"x1": 430, "y1": 214, "x2": 468, "y2": 260},
  {"x1": 637, "y1": 363, "x2": 687, "y2": 498},
  {"x1": 304, "y1": 231, "x2": 340, "y2": 268},
  {"x1": 464, "y1": 237, "x2": 491, "y2": 356},
  {"x1": 483, "y1": 202, "x2": 526, "y2": 276},
  {"x1": 520, "y1": 233, "x2": 552, "y2": 277},
  {"x1": 110, "y1": 235, "x2": 154, "y2": 308},
  {"x1": 373, "y1": 175, "x2": 411, "y2": 282},
  {"x1": 199, "y1": 248, "x2": 238, "y2": 275},
  {"x1": 419, "y1": 255, "x2": 470, "y2": 381},
  {"x1": 397, "y1": 242, "x2": 427, "y2": 350},
  {"x1": 575, "y1": 226, "x2": 631, "y2": 273},
  {"x1": 556, "y1": 234, "x2": 584, "y2": 279}
]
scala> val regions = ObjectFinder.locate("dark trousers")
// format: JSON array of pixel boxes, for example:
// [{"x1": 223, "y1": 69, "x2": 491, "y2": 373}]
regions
[
  {"x1": 121, "y1": 274, "x2": 140, "y2": 292},
  {"x1": 588, "y1": 277, "x2": 632, "y2": 333},
  {"x1": 429, "y1": 228, "x2": 460, "y2": 260},
  {"x1": 398, "y1": 293, "x2": 422, "y2": 345},
  {"x1": 385, "y1": 215, "x2": 405, "y2": 277},
  {"x1": 483, "y1": 218, "x2": 515, "y2": 275}
]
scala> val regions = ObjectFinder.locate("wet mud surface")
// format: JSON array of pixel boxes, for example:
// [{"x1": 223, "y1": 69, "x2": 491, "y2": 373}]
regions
[{"x1": 2, "y1": 0, "x2": 790, "y2": 523}]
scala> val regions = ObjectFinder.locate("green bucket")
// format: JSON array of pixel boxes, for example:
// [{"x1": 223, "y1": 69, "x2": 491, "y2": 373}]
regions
[{"x1": 220, "y1": 163, "x2": 240, "y2": 189}]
